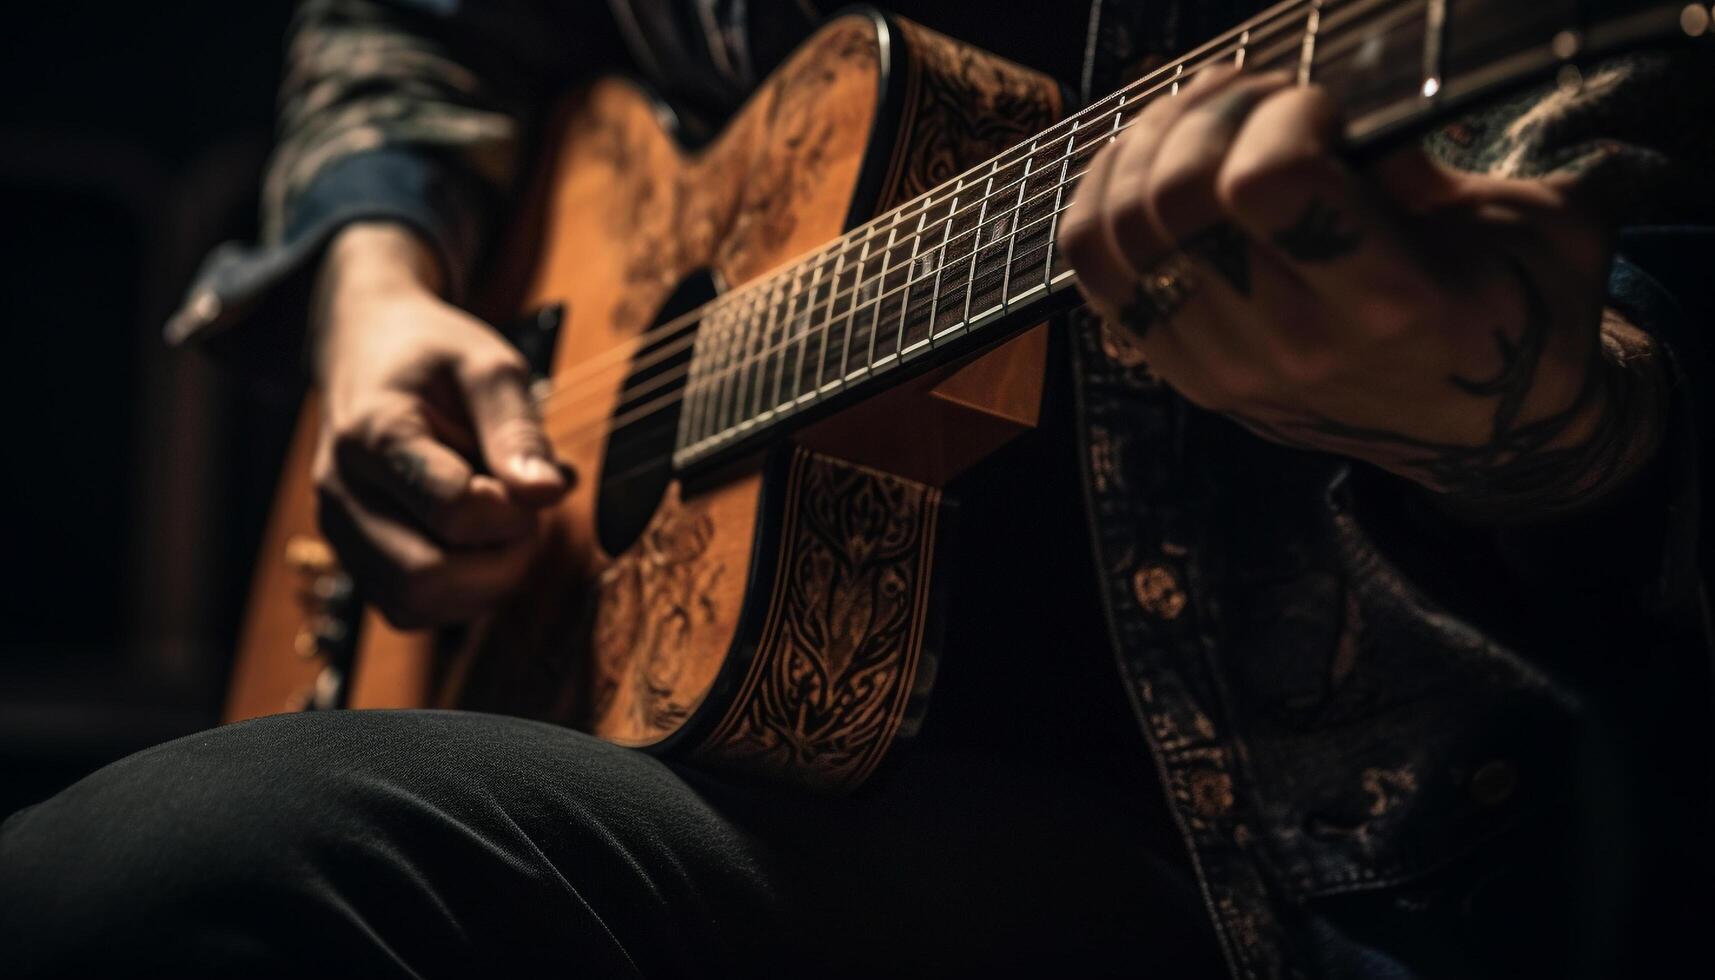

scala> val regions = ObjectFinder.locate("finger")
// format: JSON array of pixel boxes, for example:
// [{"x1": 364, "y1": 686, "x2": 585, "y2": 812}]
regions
[
  {"x1": 317, "y1": 477, "x2": 538, "y2": 629},
  {"x1": 1217, "y1": 85, "x2": 1438, "y2": 330},
  {"x1": 1095, "y1": 67, "x2": 1249, "y2": 284},
  {"x1": 1115, "y1": 71, "x2": 1293, "y2": 267},
  {"x1": 336, "y1": 406, "x2": 537, "y2": 548},
  {"x1": 457, "y1": 352, "x2": 570, "y2": 506},
  {"x1": 1062, "y1": 66, "x2": 1244, "y2": 312},
  {"x1": 1061, "y1": 117, "x2": 1136, "y2": 314}
]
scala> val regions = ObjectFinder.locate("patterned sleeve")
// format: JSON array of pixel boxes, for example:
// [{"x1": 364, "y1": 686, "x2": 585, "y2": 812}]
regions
[
  {"x1": 166, "y1": 0, "x2": 594, "y2": 380},
  {"x1": 1424, "y1": 50, "x2": 1715, "y2": 224}
]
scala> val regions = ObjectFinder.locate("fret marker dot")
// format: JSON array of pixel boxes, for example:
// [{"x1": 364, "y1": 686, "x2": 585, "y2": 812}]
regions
[{"x1": 1421, "y1": 77, "x2": 1441, "y2": 98}]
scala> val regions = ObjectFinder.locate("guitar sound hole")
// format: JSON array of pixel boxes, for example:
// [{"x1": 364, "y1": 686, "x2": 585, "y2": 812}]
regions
[{"x1": 595, "y1": 272, "x2": 717, "y2": 556}]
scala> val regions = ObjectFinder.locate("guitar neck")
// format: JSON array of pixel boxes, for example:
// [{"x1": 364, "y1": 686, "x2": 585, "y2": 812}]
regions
[{"x1": 672, "y1": 0, "x2": 1699, "y2": 472}]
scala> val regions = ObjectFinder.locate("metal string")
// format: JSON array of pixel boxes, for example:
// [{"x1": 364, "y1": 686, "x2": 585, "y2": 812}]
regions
[
  {"x1": 534, "y1": 0, "x2": 1426, "y2": 450},
  {"x1": 525, "y1": 0, "x2": 1327, "y2": 415}
]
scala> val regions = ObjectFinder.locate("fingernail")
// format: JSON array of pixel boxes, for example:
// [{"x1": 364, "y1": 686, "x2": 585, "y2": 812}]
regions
[{"x1": 514, "y1": 454, "x2": 559, "y2": 484}]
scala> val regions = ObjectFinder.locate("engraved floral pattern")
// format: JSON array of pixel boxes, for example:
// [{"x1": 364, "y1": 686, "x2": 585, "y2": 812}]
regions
[
  {"x1": 699, "y1": 452, "x2": 937, "y2": 794},
  {"x1": 591, "y1": 492, "x2": 726, "y2": 741}
]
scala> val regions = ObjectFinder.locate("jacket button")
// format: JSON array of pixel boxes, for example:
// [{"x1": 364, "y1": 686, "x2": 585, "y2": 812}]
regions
[
  {"x1": 1469, "y1": 759, "x2": 1518, "y2": 806},
  {"x1": 1133, "y1": 564, "x2": 1187, "y2": 620}
]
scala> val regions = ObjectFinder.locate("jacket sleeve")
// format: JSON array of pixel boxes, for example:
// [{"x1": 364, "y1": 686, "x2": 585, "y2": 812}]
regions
[{"x1": 164, "y1": 0, "x2": 595, "y2": 384}]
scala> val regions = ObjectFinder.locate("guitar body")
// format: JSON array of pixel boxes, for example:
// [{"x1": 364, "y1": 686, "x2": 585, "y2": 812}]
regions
[{"x1": 226, "y1": 12, "x2": 1062, "y2": 794}]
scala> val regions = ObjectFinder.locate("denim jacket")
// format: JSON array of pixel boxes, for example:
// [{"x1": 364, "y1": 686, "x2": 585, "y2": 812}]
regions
[{"x1": 165, "y1": 2, "x2": 1715, "y2": 976}]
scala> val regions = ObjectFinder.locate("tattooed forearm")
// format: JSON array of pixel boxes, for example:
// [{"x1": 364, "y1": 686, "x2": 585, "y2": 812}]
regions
[
  {"x1": 1272, "y1": 198, "x2": 1363, "y2": 262},
  {"x1": 1227, "y1": 268, "x2": 1668, "y2": 520}
]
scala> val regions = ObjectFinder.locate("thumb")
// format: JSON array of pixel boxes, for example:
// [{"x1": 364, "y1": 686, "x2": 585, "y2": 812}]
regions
[{"x1": 459, "y1": 354, "x2": 571, "y2": 506}]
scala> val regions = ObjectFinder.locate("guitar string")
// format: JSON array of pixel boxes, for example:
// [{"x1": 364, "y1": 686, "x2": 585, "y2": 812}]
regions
[
  {"x1": 529, "y1": 0, "x2": 1406, "y2": 423},
  {"x1": 538, "y1": 0, "x2": 1433, "y2": 449},
  {"x1": 530, "y1": 32, "x2": 1260, "y2": 420},
  {"x1": 538, "y1": 0, "x2": 1438, "y2": 449},
  {"x1": 541, "y1": 194, "x2": 1091, "y2": 451},
  {"x1": 519, "y1": 23, "x2": 1282, "y2": 416},
  {"x1": 536, "y1": 0, "x2": 1416, "y2": 447},
  {"x1": 536, "y1": 105, "x2": 1156, "y2": 424},
  {"x1": 543, "y1": 104, "x2": 1144, "y2": 441},
  {"x1": 531, "y1": 0, "x2": 1433, "y2": 415},
  {"x1": 531, "y1": 0, "x2": 1406, "y2": 432},
  {"x1": 541, "y1": 197, "x2": 1083, "y2": 453},
  {"x1": 579, "y1": 0, "x2": 1420, "y2": 484},
  {"x1": 520, "y1": 0, "x2": 1327, "y2": 409},
  {"x1": 531, "y1": 2, "x2": 1336, "y2": 430}
]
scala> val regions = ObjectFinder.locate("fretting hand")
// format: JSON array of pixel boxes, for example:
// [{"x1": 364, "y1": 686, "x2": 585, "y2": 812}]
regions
[
  {"x1": 1060, "y1": 67, "x2": 1665, "y2": 517},
  {"x1": 311, "y1": 222, "x2": 571, "y2": 628}
]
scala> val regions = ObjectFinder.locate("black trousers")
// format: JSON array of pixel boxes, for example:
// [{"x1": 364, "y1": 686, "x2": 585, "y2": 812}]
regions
[{"x1": 1, "y1": 708, "x2": 1225, "y2": 978}]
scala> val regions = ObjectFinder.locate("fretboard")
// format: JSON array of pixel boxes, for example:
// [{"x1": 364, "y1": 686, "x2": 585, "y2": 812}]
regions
[{"x1": 673, "y1": 0, "x2": 1697, "y2": 470}]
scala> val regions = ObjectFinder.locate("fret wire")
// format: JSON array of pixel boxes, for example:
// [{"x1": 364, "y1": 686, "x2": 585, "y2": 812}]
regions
[
  {"x1": 790, "y1": 266, "x2": 814, "y2": 409},
  {"x1": 670, "y1": 0, "x2": 1578, "y2": 460},
  {"x1": 841, "y1": 234, "x2": 870, "y2": 380},
  {"x1": 1300, "y1": 0, "x2": 1324, "y2": 83},
  {"x1": 686, "y1": 0, "x2": 1314, "y2": 329},
  {"x1": 1237, "y1": 28, "x2": 1250, "y2": 67},
  {"x1": 776, "y1": 266, "x2": 806, "y2": 410},
  {"x1": 680, "y1": 314, "x2": 709, "y2": 446},
  {"x1": 1422, "y1": 0, "x2": 1446, "y2": 97},
  {"x1": 684, "y1": 0, "x2": 1464, "y2": 447},
  {"x1": 697, "y1": 0, "x2": 1432, "y2": 399},
  {"x1": 822, "y1": 28, "x2": 1266, "y2": 297},
  {"x1": 997, "y1": 138, "x2": 1037, "y2": 316},
  {"x1": 750, "y1": 281, "x2": 777, "y2": 422},
  {"x1": 692, "y1": 93, "x2": 1180, "y2": 414},
  {"x1": 822, "y1": 248, "x2": 848, "y2": 391},
  {"x1": 788, "y1": 260, "x2": 816, "y2": 403},
  {"x1": 755, "y1": 275, "x2": 782, "y2": 418},
  {"x1": 691, "y1": 13, "x2": 1303, "y2": 358},
  {"x1": 1040, "y1": 101, "x2": 1103, "y2": 291},
  {"x1": 694, "y1": 306, "x2": 724, "y2": 443},
  {"x1": 868, "y1": 223, "x2": 898, "y2": 369},
  {"x1": 1246, "y1": 0, "x2": 1406, "y2": 75},
  {"x1": 764, "y1": 272, "x2": 788, "y2": 413},
  {"x1": 731, "y1": 285, "x2": 764, "y2": 429},
  {"x1": 705, "y1": 305, "x2": 734, "y2": 442},
  {"x1": 700, "y1": 146, "x2": 1125, "y2": 407},
  {"x1": 701, "y1": 301, "x2": 724, "y2": 440},
  {"x1": 712, "y1": 298, "x2": 741, "y2": 438},
  {"x1": 718, "y1": 292, "x2": 744, "y2": 434},
  {"x1": 959, "y1": 157, "x2": 1002, "y2": 332},
  {"x1": 728, "y1": 291, "x2": 760, "y2": 431},
  {"x1": 671, "y1": 196, "x2": 1097, "y2": 455},
  {"x1": 792, "y1": 262, "x2": 818, "y2": 403},
  {"x1": 1309, "y1": 0, "x2": 1428, "y2": 88},
  {"x1": 892, "y1": 204, "x2": 933, "y2": 366},
  {"x1": 808, "y1": 259, "x2": 831, "y2": 398},
  {"x1": 921, "y1": 185, "x2": 963, "y2": 355}
]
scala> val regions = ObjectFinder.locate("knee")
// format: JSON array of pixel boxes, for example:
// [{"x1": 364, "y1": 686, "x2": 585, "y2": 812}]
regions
[{"x1": 0, "y1": 712, "x2": 424, "y2": 975}]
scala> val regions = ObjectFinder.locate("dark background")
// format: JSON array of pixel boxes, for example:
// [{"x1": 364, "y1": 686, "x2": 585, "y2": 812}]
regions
[{"x1": 0, "y1": 1, "x2": 300, "y2": 816}]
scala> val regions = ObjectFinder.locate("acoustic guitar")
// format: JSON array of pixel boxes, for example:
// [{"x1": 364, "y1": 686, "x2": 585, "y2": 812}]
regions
[{"x1": 227, "y1": 0, "x2": 1710, "y2": 794}]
